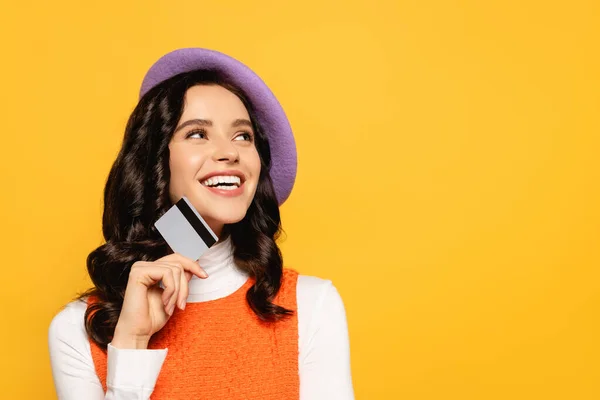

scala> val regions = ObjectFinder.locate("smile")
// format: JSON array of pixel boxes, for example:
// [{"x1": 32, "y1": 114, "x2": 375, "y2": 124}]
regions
[
  {"x1": 199, "y1": 179, "x2": 245, "y2": 197},
  {"x1": 200, "y1": 175, "x2": 242, "y2": 188}
]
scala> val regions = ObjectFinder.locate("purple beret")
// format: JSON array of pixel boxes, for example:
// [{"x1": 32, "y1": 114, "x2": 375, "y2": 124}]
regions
[{"x1": 139, "y1": 48, "x2": 297, "y2": 206}]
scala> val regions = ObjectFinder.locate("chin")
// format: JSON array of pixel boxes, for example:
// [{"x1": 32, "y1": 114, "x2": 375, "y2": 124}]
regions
[
  {"x1": 192, "y1": 197, "x2": 251, "y2": 225},
  {"x1": 205, "y1": 210, "x2": 247, "y2": 225}
]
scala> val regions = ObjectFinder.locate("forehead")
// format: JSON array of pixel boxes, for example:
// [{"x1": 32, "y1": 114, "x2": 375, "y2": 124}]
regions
[{"x1": 180, "y1": 84, "x2": 250, "y2": 121}]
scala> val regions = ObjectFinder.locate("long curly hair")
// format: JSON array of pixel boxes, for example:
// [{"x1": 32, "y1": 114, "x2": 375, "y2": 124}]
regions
[{"x1": 77, "y1": 69, "x2": 293, "y2": 350}]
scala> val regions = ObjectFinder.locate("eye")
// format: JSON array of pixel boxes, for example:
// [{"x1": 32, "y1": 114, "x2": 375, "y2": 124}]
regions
[
  {"x1": 186, "y1": 129, "x2": 207, "y2": 139},
  {"x1": 234, "y1": 132, "x2": 254, "y2": 142}
]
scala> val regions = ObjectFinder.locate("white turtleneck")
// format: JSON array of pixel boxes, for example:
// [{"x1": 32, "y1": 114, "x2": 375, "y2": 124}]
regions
[{"x1": 48, "y1": 237, "x2": 354, "y2": 400}]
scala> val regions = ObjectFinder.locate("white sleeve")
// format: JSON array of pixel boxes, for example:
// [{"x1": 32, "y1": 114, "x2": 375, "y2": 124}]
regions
[
  {"x1": 297, "y1": 276, "x2": 355, "y2": 400},
  {"x1": 48, "y1": 300, "x2": 168, "y2": 400}
]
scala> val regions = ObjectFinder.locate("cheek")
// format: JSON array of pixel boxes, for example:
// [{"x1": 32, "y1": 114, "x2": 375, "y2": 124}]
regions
[
  {"x1": 168, "y1": 148, "x2": 206, "y2": 195},
  {"x1": 248, "y1": 148, "x2": 262, "y2": 177},
  {"x1": 170, "y1": 148, "x2": 204, "y2": 176}
]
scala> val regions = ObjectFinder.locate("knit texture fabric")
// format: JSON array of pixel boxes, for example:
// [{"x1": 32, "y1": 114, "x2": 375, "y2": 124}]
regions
[{"x1": 88, "y1": 268, "x2": 300, "y2": 399}]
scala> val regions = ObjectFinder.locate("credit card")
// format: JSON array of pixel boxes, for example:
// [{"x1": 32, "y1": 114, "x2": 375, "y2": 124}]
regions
[{"x1": 154, "y1": 196, "x2": 218, "y2": 261}]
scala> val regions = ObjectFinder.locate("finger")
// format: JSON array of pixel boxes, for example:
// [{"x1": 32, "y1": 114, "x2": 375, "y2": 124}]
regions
[
  {"x1": 129, "y1": 262, "x2": 171, "y2": 290},
  {"x1": 167, "y1": 262, "x2": 188, "y2": 310},
  {"x1": 162, "y1": 269, "x2": 176, "y2": 316},
  {"x1": 161, "y1": 254, "x2": 208, "y2": 279},
  {"x1": 177, "y1": 267, "x2": 188, "y2": 310},
  {"x1": 156, "y1": 263, "x2": 181, "y2": 315},
  {"x1": 132, "y1": 264, "x2": 176, "y2": 310},
  {"x1": 156, "y1": 254, "x2": 209, "y2": 279},
  {"x1": 162, "y1": 262, "x2": 185, "y2": 311}
]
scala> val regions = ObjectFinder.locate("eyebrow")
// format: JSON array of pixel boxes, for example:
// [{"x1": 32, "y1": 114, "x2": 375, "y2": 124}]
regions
[{"x1": 174, "y1": 118, "x2": 253, "y2": 133}]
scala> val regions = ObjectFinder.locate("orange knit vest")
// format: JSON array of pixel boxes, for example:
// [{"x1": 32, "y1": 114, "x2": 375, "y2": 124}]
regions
[{"x1": 88, "y1": 269, "x2": 299, "y2": 399}]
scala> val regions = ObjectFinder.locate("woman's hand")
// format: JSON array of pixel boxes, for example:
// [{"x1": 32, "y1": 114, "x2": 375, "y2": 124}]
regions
[{"x1": 111, "y1": 254, "x2": 208, "y2": 349}]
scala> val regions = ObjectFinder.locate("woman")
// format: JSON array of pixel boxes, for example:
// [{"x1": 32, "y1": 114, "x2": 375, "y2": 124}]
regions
[{"x1": 48, "y1": 48, "x2": 354, "y2": 399}]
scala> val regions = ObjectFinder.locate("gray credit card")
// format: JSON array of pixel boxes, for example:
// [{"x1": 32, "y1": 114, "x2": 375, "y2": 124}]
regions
[{"x1": 154, "y1": 196, "x2": 218, "y2": 261}]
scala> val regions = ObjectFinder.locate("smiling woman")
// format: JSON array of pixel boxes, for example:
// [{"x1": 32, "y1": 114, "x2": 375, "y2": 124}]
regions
[
  {"x1": 168, "y1": 84, "x2": 262, "y2": 236},
  {"x1": 47, "y1": 48, "x2": 354, "y2": 400}
]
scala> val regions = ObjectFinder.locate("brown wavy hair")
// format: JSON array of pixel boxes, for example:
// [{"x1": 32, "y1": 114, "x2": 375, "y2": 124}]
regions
[{"x1": 77, "y1": 70, "x2": 293, "y2": 350}]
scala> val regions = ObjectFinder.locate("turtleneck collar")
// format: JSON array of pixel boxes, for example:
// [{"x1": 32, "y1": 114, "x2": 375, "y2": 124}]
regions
[{"x1": 187, "y1": 235, "x2": 249, "y2": 303}]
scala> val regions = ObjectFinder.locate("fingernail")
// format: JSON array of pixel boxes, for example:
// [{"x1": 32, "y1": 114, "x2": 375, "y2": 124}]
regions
[
  {"x1": 168, "y1": 304, "x2": 175, "y2": 315},
  {"x1": 201, "y1": 270, "x2": 209, "y2": 278},
  {"x1": 179, "y1": 300, "x2": 186, "y2": 310}
]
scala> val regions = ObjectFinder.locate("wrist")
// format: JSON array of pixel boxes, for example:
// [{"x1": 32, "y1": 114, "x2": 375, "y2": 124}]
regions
[{"x1": 112, "y1": 328, "x2": 150, "y2": 350}]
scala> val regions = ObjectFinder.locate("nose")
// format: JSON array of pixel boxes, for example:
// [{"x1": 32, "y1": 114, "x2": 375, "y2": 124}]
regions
[{"x1": 212, "y1": 138, "x2": 240, "y2": 164}]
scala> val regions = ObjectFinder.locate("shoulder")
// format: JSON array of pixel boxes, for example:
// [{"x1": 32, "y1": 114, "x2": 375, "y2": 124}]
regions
[
  {"x1": 296, "y1": 274, "x2": 346, "y2": 316},
  {"x1": 48, "y1": 298, "x2": 89, "y2": 342},
  {"x1": 279, "y1": 268, "x2": 348, "y2": 327},
  {"x1": 280, "y1": 268, "x2": 345, "y2": 312},
  {"x1": 282, "y1": 268, "x2": 341, "y2": 299},
  {"x1": 297, "y1": 274, "x2": 335, "y2": 301}
]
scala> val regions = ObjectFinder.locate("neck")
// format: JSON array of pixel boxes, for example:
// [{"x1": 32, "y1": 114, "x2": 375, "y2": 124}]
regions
[{"x1": 186, "y1": 235, "x2": 249, "y2": 303}]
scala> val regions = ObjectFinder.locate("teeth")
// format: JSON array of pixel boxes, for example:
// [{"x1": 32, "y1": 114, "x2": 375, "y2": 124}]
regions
[
  {"x1": 201, "y1": 175, "x2": 242, "y2": 187},
  {"x1": 215, "y1": 185, "x2": 238, "y2": 191}
]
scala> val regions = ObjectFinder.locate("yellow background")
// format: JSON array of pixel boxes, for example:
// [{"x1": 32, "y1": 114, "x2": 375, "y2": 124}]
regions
[{"x1": 1, "y1": 0, "x2": 598, "y2": 398}]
